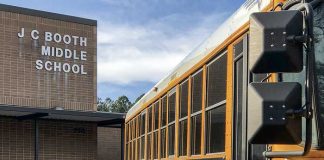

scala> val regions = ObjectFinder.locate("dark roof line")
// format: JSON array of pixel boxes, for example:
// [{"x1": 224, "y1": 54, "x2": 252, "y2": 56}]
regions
[{"x1": 0, "y1": 3, "x2": 97, "y2": 26}]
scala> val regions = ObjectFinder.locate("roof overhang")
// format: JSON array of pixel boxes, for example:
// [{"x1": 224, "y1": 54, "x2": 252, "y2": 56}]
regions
[{"x1": 0, "y1": 104, "x2": 125, "y2": 128}]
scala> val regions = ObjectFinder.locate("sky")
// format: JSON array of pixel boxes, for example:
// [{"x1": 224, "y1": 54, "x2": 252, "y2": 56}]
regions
[{"x1": 1, "y1": 0, "x2": 245, "y2": 102}]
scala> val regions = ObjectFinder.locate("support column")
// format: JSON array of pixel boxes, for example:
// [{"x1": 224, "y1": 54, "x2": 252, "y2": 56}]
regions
[
  {"x1": 121, "y1": 123, "x2": 125, "y2": 160},
  {"x1": 34, "y1": 119, "x2": 39, "y2": 160}
]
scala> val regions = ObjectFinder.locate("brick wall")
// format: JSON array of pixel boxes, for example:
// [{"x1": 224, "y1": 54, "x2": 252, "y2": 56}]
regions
[
  {"x1": 0, "y1": 117, "x2": 34, "y2": 160},
  {"x1": 97, "y1": 127, "x2": 121, "y2": 160},
  {"x1": 0, "y1": 116, "x2": 98, "y2": 160},
  {"x1": 0, "y1": 10, "x2": 97, "y2": 111}
]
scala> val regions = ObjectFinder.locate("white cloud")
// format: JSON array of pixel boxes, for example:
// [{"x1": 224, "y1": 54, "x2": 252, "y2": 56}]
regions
[{"x1": 97, "y1": 12, "x2": 228, "y2": 85}]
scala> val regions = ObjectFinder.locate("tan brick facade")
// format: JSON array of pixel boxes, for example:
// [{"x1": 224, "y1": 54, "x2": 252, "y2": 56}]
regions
[
  {"x1": 97, "y1": 127, "x2": 121, "y2": 160},
  {"x1": 0, "y1": 117, "x2": 98, "y2": 160},
  {"x1": 0, "y1": 4, "x2": 123, "y2": 160},
  {"x1": 0, "y1": 10, "x2": 97, "y2": 111}
]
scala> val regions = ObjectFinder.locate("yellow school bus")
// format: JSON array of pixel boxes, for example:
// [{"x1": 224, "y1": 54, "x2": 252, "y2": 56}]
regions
[{"x1": 123, "y1": 0, "x2": 324, "y2": 159}]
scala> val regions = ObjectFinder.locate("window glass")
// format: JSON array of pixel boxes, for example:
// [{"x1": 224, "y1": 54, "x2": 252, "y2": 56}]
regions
[
  {"x1": 140, "y1": 137, "x2": 145, "y2": 159},
  {"x1": 148, "y1": 107, "x2": 152, "y2": 132},
  {"x1": 234, "y1": 57, "x2": 243, "y2": 159},
  {"x1": 180, "y1": 80, "x2": 189, "y2": 118},
  {"x1": 192, "y1": 70, "x2": 203, "y2": 113},
  {"x1": 132, "y1": 141, "x2": 136, "y2": 159},
  {"x1": 206, "y1": 104, "x2": 226, "y2": 153},
  {"x1": 161, "y1": 96, "x2": 167, "y2": 127},
  {"x1": 153, "y1": 131, "x2": 158, "y2": 159},
  {"x1": 207, "y1": 53, "x2": 227, "y2": 107},
  {"x1": 154, "y1": 102, "x2": 159, "y2": 130},
  {"x1": 147, "y1": 133, "x2": 152, "y2": 159},
  {"x1": 160, "y1": 128, "x2": 167, "y2": 158},
  {"x1": 132, "y1": 120, "x2": 135, "y2": 139},
  {"x1": 168, "y1": 92, "x2": 176, "y2": 123},
  {"x1": 168, "y1": 124, "x2": 175, "y2": 156},
  {"x1": 130, "y1": 141, "x2": 132, "y2": 160},
  {"x1": 140, "y1": 112, "x2": 146, "y2": 135},
  {"x1": 179, "y1": 120, "x2": 187, "y2": 156},
  {"x1": 191, "y1": 114, "x2": 202, "y2": 155}
]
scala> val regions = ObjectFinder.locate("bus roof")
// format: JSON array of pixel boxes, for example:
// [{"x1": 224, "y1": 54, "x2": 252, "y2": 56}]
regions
[{"x1": 126, "y1": 0, "x2": 271, "y2": 119}]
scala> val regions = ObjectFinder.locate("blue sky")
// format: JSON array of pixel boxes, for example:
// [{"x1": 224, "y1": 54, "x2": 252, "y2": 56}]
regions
[{"x1": 1, "y1": 0, "x2": 245, "y2": 102}]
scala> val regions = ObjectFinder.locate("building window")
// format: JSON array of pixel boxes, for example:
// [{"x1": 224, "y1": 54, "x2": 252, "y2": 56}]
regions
[
  {"x1": 190, "y1": 69, "x2": 203, "y2": 155},
  {"x1": 179, "y1": 79, "x2": 188, "y2": 156},
  {"x1": 205, "y1": 52, "x2": 227, "y2": 153}
]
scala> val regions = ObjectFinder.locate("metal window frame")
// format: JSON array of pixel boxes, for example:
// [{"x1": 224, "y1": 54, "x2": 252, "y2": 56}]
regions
[{"x1": 232, "y1": 35, "x2": 248, "y2": 160}]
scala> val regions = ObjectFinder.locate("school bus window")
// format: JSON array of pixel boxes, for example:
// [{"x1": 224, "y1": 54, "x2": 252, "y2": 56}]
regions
[
  {"x1": 140, "y1": 136, "x2": 145, "y2": 159},
  {"x1": 147, "y1": 106, "x2": 153, "y2": 159},
  {"x1": 191, "y1": 70, "x2": 203, "y2": 113},
  {"x1": 147, "y1": 132, "x2": 152, "y2": 159},
  {"x1": 191, "y1": 114, "x2": 202, "y2": 155},
  {"x1": 139, "y1": 111, "x2": 146, "y2": 159},
  {"x1": 148, "y1": 107, "x2": 153, "y2": 132},
  {"x1": 168, "y1": 89, "x2": 176, "y2": 156},
  {"x1": 153, "y1": 131, "x2": 158, "y2": 159},
  {"x1": 160, "y1": 96, "x2": 167, "y2": 158},
  {"x1": 161, "y1": 128, "x2": 167, "y2": 158},
  {"x1": 180, "y1": 80, "x2": 189, "y2": 119},
  {"x1": 179, "y1": 119, "x2": 187, "y2": 156},
  {"x1": 161, "y1": 96, "x2": 167, "y2": 127},
  {"x1": 191, "y1": 69, "x2": 203, "y2": 155},
  {"x1": 154, "y1": 101, "x2": 159, "y2": 130},
  {"x1": 206, "y1": 104, "x2": 226, "y2": 153},
  {"x1": 140, "y1": 112, "x2": 146, "y2": 135},
  {"x1": 205, "y1": 52, "x2": 227, "y2": 153},
  {"x1": 152, "y1": 101, "x2": 159, "y2": 159},
  {"x1": 206, "y1": 52, "x2": 227, "y2": 107},
  {"x1": 168, "y1": 91, "x2": 176, "y2": 123},
  {"x1": 179, "y1": 79, "x2": 189, "y2": 156}
]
